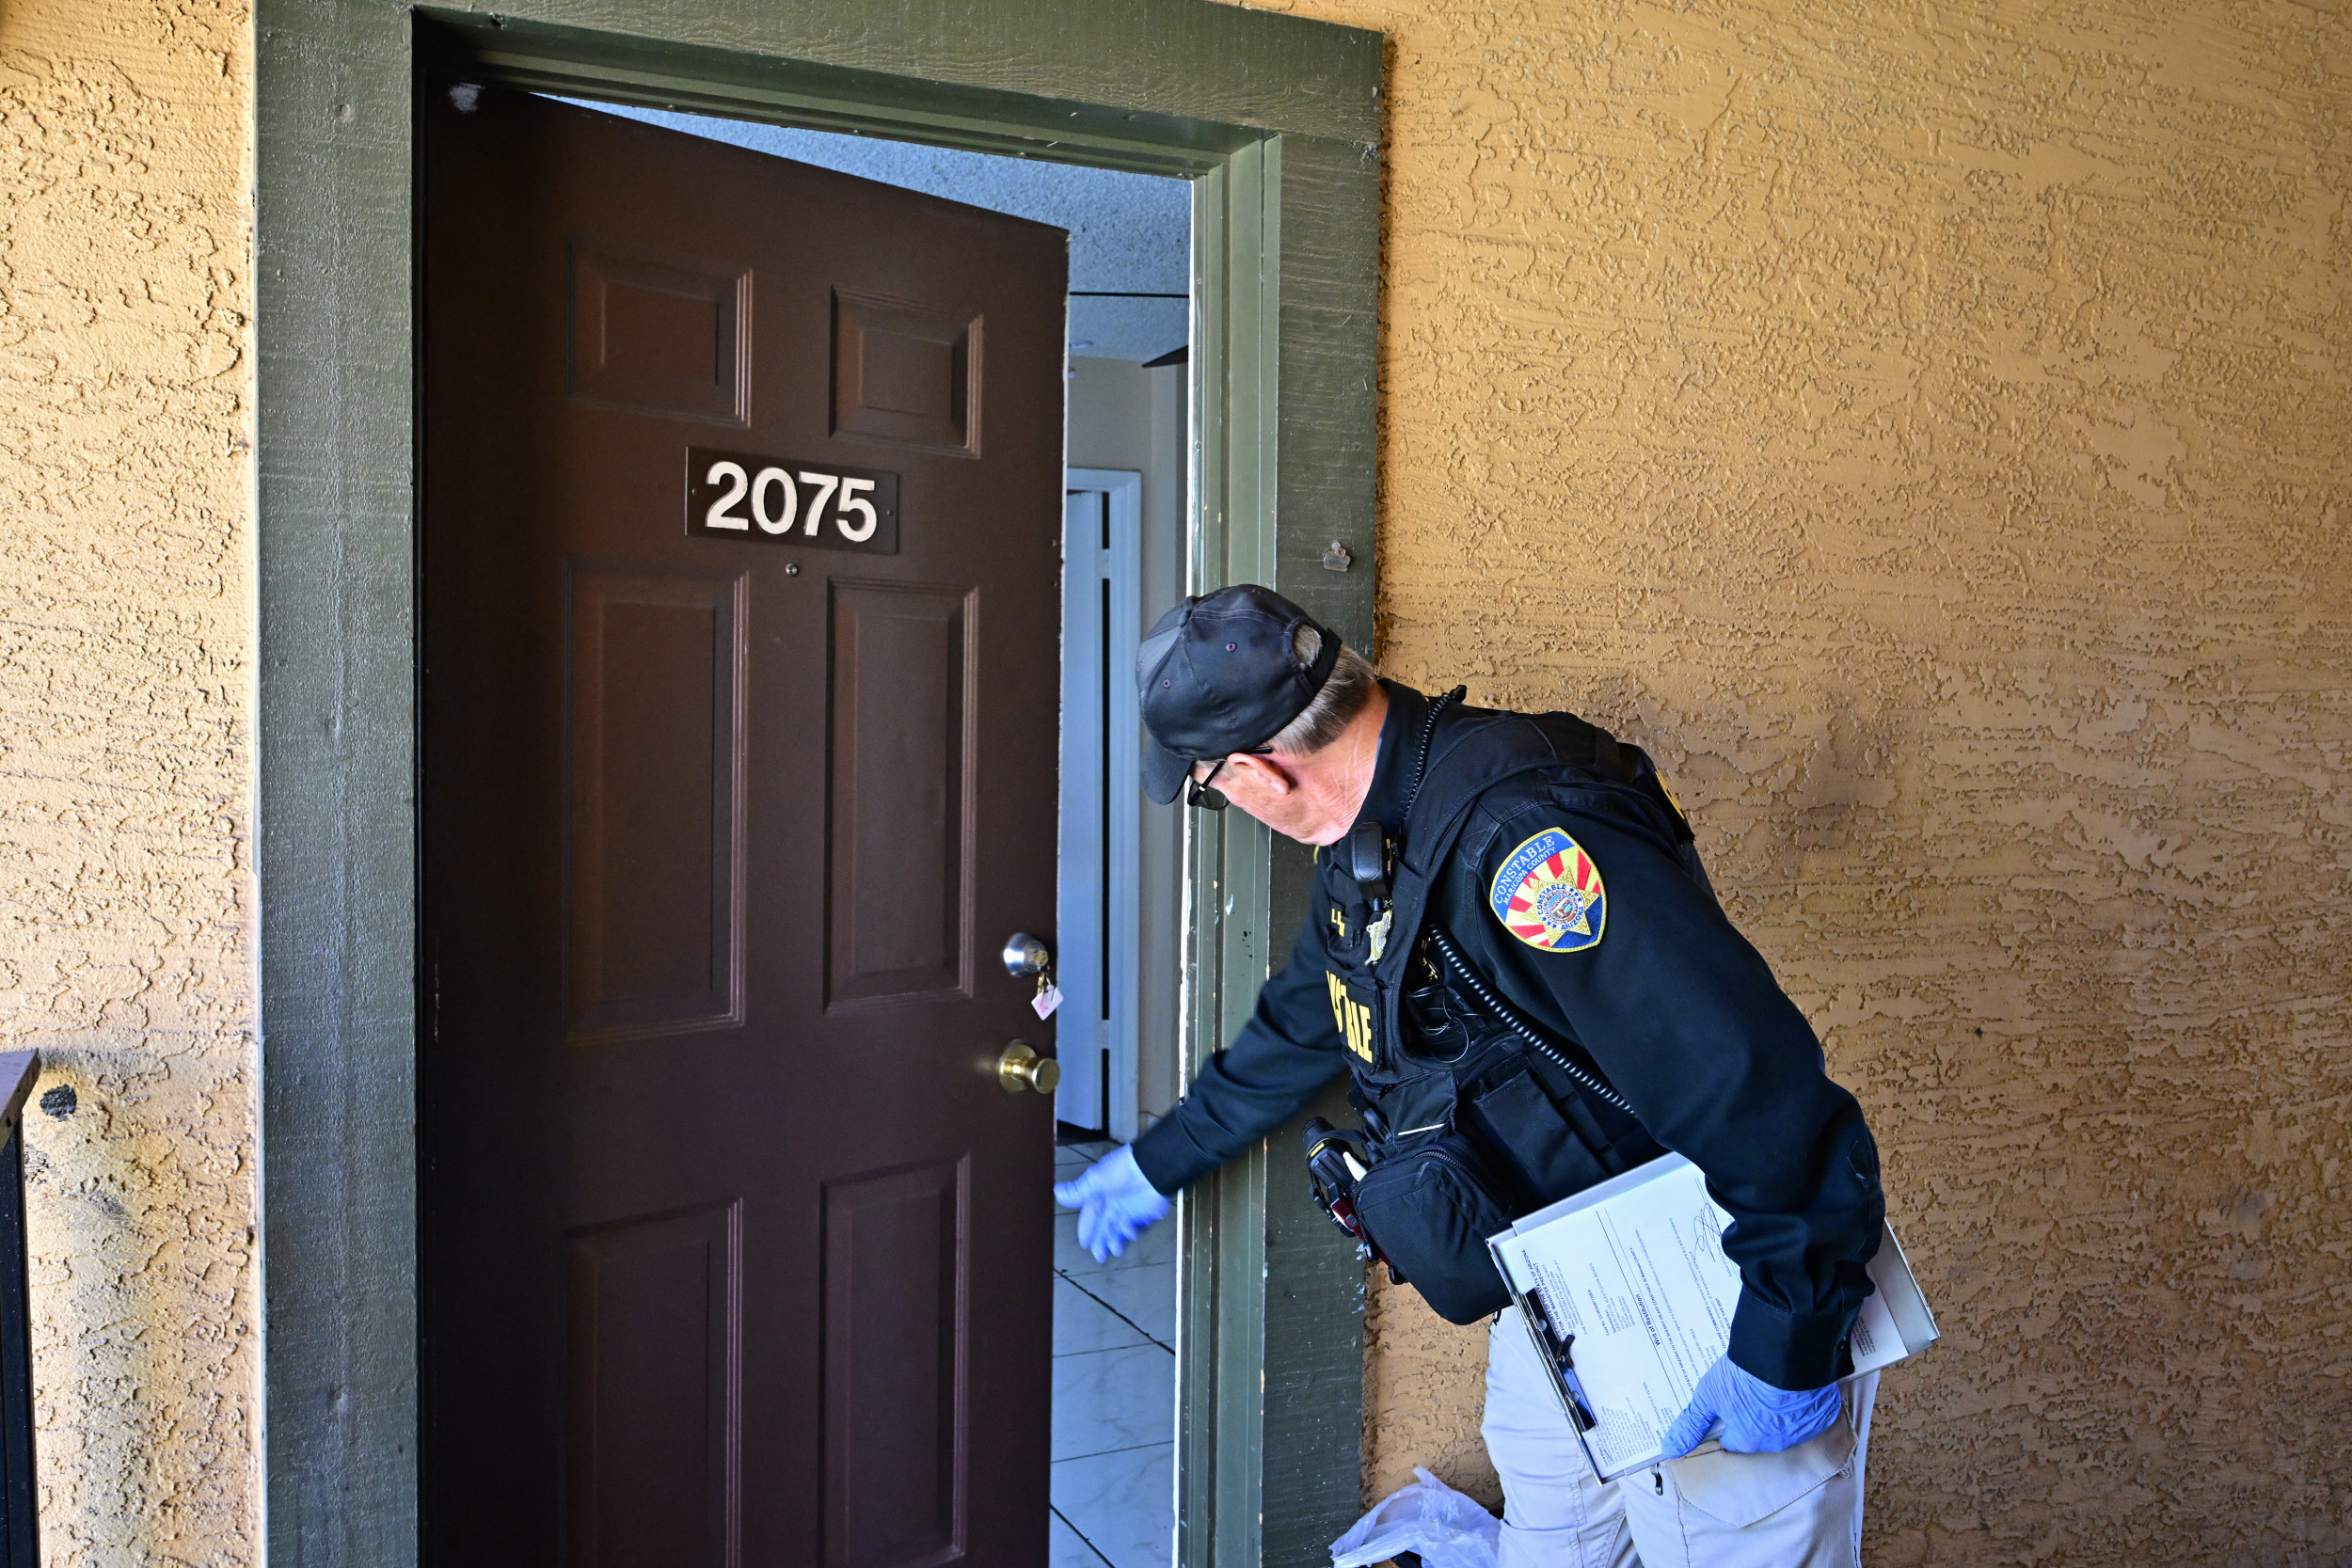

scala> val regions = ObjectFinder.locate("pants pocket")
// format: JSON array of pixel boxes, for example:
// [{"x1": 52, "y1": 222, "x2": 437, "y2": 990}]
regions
[{"x1": 1664, "y1": 1400, "x2": 1858, "y2": 1528}]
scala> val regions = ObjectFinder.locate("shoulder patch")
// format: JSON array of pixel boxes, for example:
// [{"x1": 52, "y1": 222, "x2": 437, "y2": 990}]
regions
[{"x1": 1488, "y1": 827, "x2": 1607, "y2": 953}]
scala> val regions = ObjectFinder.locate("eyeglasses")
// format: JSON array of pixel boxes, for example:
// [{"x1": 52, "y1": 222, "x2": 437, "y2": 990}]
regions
[
  {"x1": 1186, "y1": 756, "x2": 1233, "y2": 811},
  {"x1": 1186, "y1": 749, "x2": 1273, "y2": 811}
]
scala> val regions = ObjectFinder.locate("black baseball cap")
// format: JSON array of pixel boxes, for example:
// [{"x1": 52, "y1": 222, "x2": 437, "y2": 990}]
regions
[{"x1": 1136, "y1": 585, "x2": 1343, "y2": 803}]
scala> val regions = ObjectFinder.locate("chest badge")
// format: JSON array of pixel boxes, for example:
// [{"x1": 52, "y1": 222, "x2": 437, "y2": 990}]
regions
[{"x1": 1490, "y1": 827, "x2": 1607, "y2": 953}]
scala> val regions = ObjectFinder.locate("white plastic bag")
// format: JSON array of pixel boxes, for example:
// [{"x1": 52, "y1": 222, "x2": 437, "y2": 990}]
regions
[{"x1": 1328, "y1": 1466, "x2": 1502, "y2": 1568}]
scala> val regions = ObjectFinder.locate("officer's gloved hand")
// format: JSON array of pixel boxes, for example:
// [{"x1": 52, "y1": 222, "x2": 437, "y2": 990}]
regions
[
  {"x1": 1659, "y1": 1354, "x2": 1841, "y2": 1458},
  {"x1": 1054, "y1": 1146, "x2": 1171, "y2": 1263}
]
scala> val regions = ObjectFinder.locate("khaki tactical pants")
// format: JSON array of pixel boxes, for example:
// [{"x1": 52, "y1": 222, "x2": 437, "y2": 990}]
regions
[{"x1": 1483, "y1": 1307, "x2": 1877, "y2": 1568}]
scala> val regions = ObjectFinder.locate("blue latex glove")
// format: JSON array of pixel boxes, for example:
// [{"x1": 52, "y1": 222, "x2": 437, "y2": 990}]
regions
[
  {"x1": 1659, "y1": 1354, "x2": 1841, "y2": 1458},
  {"x1": 1054, "y1": 1145, "x2": 1171, "y2": 1262}
]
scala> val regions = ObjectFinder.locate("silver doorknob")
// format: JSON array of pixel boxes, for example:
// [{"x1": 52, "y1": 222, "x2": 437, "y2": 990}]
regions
[{"x1": 1001, "y1": 932, "x2": 1052, "y2": 978}]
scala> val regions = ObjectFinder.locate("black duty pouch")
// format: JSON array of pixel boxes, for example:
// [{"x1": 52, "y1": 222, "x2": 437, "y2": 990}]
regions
[
  {"x1": 1350, "y1": 1131, "x2": 1518, "y2": 1324},
  {"x1": 1465, "y1": 1063, "x2": 1615, "y2": 1203}
]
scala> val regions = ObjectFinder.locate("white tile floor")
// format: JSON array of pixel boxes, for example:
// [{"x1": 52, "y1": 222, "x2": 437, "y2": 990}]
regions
[{"x1": 1052, "y1": 1139, "x2": 1176, "y2": 1568}]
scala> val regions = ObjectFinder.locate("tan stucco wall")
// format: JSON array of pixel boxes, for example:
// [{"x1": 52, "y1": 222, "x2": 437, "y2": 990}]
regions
[
  {"x1": 1235, "y1": 0, "x2": 2352, "y2": 1559},
  {"x1": 0, "y1": 0, "x2": 257, "y2": 1562},
  {"x1": 2, "y1": 0, "x2": 2345, "y2": 1561}
]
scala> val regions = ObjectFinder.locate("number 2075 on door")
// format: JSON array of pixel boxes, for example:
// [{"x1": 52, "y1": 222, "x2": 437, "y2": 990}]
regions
[{"x1": 685, "y1": 446, "x2": 900, "y2": 555}]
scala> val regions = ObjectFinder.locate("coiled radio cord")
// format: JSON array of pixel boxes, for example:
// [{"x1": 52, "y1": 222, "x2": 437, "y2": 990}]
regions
[{"x1": 1421, "y1": 923, "x2": 1635, "y2": 1116}]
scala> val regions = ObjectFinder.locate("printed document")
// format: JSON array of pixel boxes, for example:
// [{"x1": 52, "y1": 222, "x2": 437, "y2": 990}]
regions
[{"x1": 1488, "y1": 1154, "x2": 1935, "y2": 1481}]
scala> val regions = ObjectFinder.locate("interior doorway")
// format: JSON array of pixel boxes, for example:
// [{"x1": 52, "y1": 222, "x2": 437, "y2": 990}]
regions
[{"x1": 511, "y1": 97, "x2": 1191, "y2": 1568}]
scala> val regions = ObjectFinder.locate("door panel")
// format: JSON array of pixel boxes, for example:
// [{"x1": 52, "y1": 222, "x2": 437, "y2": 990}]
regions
[
  {"x1": 820, "y1": 1159, "x2": 968, "y2": 1568},
  {"x1": 566, "y1": 244, "x2": 753, "y2": 423},
  {"x1": 564, "y1": 566, "x2": 746, "y2": 1042},
  {"x1": 423, "y1": 87, "x2": 1065, "y2": 1566},
  {"x1": 832, "y1": 289, "x2": 980, "y2": 453},
  {"x1": 826, "y1": 582, "x2": 975, "y2": 1008},
  {"x1": 564, "y1": 1203, "x2": 741, "y2": 1568}
]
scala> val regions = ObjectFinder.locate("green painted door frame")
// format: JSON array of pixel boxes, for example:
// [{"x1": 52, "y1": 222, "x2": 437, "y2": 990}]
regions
[{"x1": 256, "y1": 4, "x2": 1380, "y2": 1563}]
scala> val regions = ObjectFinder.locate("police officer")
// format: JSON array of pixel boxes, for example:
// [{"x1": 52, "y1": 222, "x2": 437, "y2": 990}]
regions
[{"x1": 1056, "y1": 585, "x2": 1886, "y2": 1568}]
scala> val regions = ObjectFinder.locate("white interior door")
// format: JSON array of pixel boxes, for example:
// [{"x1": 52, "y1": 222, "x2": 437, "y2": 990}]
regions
[{"x1": 1057, "y1": 470, "x2": 1144, "y2": 1135}]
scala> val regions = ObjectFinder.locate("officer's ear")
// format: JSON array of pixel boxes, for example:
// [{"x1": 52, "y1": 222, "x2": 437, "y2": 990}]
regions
[{"x1": 1221, "y1": 752, "x2": 1295, "y2": 797}]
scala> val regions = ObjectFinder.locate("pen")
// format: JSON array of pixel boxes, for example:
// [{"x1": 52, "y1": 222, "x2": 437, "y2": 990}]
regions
[{"x1": 1521, "y1": 1293, "x2": 1597, "y2": 1431}]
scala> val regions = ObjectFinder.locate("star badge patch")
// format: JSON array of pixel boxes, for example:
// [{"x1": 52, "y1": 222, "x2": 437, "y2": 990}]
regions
[{"x1": 1489, "y1": 827, "x2": 1607, "y2": 953}]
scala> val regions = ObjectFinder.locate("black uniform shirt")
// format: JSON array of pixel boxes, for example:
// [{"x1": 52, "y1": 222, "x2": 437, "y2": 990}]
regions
[{"x1": 1130, "y1": 683, "x2": 1884, "y2": 1389}]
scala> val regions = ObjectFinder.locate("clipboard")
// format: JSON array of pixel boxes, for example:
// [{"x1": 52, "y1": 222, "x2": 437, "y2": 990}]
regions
[{"x1": 1487, "y1": 1155, "x2": 1940, "y2": 1482}]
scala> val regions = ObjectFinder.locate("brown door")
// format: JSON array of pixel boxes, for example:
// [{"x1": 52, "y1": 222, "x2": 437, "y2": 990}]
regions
[{"x1": 421, "y1": 87, "x2": 1067, "y2": 1567}]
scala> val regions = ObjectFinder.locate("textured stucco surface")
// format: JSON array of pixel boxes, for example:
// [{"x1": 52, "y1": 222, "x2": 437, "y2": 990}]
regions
[
  {"x1": 1221, "y1": 0, "x2": 2352, "y2": 1560},
  {"x1": 0, "y1": 0, "x2": 257, "y2": 1562},
  {"x1": 2, "y1": 0, "x2": 2346, "y2": 1562}
]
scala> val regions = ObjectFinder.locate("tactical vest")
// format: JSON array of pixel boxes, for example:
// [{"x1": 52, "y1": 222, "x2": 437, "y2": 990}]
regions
[{"x1": 1317, "y1": 691, "x2": 1693, "y2": 1322}]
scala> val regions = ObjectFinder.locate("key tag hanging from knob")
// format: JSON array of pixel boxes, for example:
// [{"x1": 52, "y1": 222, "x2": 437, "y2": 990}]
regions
[{"x1": 1002, "y1": 931, "x2": 1062, "y2": 1020}]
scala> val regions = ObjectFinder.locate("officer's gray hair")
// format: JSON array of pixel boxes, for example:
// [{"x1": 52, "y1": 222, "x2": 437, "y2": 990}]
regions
[{"x1": 1266, "y1": 626, "x2": 1377, "y2": 757}]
